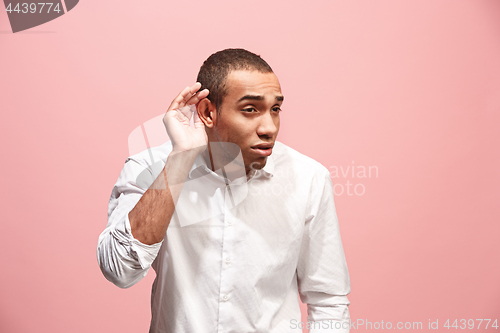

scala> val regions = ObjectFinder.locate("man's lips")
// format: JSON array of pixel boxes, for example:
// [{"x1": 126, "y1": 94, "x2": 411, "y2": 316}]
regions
[{"x1": 251, "y1": 143, "x2": 274, "y2": 156}]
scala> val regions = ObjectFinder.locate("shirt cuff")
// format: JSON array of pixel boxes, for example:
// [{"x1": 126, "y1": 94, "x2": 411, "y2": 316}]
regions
[
  {"x1": 308, "y1": 303, "x2": 351, "y2": 333},
  {"x1": 123, "y1": 213, "x2": 164, "y2": 269}
]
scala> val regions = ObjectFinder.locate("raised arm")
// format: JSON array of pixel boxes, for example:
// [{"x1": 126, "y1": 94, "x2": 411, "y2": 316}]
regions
[
  {"x1": 96, "y1": 83, "x2": 209, "y2": 288},
  {"x1": 129, "y1": 83, "x2": 209, "y2": 244}
]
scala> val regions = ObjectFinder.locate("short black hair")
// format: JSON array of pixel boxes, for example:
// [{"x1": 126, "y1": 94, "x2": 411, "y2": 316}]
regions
[{"x1": 196, "y1": 48, "x2": 273, "y2": 113}]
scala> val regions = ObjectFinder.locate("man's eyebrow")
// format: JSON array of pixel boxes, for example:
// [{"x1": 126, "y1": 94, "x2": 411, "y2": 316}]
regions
[
  {"x1": 238, "y1": 95, "x2": 264, "y2": 102},
  {"x1": 237, "y1": 95, "x2": 285, "y2": 102}
]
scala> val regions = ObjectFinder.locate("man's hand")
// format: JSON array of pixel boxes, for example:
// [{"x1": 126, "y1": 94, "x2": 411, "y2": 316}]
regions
[
  {"x1": 163, "y1": 82, "x2": 209, "y2": 153},
  {"x1": 129, "y1": 83, "x2": 209, "y2": 245}
]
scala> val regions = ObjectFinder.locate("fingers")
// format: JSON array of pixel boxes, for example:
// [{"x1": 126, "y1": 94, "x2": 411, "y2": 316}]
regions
[
  {"x1": 168, "y1": 83, "x2": 208, "y2": 112},
  {"x1": 185, "y1": 82, "x2": 208, "y2": 106},
  {"x1": 187, "y1": 88, "x2": 209, "y2": 106},
  {"x1": 168, "y1": 86, "x2": 191, "y2": 111},
  {"x1": 189, "y1": 82, "x2": 202, "y2": 95},
  {"x1": 178, "y1": 105, "x2": 193, "y2": 120},
  {"x1": 181, "y1": 83, "x2": 202, "y2": 105}
]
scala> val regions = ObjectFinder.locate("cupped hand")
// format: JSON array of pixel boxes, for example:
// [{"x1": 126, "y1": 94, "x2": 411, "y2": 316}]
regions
[{"x1": 163, "y1": 83, "x2": 209, "y2": 153}]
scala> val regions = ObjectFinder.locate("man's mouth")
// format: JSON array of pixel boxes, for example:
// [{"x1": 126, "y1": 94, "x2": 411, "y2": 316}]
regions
[{"x1": 251, "y1": 143, "x2": 274, "y2": 156}]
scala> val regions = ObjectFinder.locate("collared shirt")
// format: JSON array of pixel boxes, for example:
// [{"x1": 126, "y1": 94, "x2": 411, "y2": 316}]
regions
[{"x1": 97, "y1": 140, "x2": 351, "y2": 333}]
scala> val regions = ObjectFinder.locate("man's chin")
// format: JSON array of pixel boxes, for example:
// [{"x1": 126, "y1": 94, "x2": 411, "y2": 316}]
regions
[{"x1": 247, "y1": 157, "x2": 267, "y2": 172}]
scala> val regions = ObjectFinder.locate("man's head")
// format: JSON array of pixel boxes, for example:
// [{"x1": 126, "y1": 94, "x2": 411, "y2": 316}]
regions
[
  {"x1": 196, "y1": 49, "x2": 283, "y2": 175},
  {"x1": 197, "y1": 48, "x2": 274, "y2": 114}
]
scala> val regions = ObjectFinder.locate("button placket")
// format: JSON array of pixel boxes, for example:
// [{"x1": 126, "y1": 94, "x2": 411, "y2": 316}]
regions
[{"x1": 218, "y1": 182, "x2": 233, "y2": 332}]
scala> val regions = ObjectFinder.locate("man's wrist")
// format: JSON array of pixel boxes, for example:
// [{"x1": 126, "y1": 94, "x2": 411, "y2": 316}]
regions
[{"x1": 171, "y1": 144, "x2": 206, "y2": 156}]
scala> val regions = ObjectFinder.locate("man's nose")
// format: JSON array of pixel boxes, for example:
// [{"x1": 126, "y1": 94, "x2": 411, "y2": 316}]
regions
[{"x1": 257, "y1": 111, "x2": 278, "y2": 137}]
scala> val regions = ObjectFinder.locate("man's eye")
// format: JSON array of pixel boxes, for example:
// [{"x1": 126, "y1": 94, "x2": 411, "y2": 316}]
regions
[
  {"x1": 242, "y1": 108, "x2": 257, "y2": 113},
  {"x1": 272, "y1": 107, "x2": 282, "y2": 112}
]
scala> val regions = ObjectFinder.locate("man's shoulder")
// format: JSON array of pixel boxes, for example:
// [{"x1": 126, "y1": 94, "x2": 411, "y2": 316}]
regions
[
  {"x1": 125, "y1": 141, "x2": 173, "y2": 167},
  {"x1": 273, "y1": 141, "x2": 330, "y2": 178}
]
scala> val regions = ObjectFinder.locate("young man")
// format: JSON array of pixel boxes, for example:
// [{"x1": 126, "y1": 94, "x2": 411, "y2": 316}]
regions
[{"x1": 97, "y1": 49, "x2": 351, "y2": 333}]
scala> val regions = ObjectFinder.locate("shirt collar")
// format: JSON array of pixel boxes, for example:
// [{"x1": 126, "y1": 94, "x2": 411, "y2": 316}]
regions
[
  {"x1": 260, "y1": 152, "x2": 274, "y2": 178},
  {"x1": 188, "y1": 153, "x2": 210, "y2": 179},
  {"x1": 188, "y1": 150, "x2": 275, "y2": 181}
]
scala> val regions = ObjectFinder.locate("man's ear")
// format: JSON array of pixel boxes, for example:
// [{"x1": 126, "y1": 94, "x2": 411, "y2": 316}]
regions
[{"x1": 197, "y1": 98, "x2": 216, "y2": 128}]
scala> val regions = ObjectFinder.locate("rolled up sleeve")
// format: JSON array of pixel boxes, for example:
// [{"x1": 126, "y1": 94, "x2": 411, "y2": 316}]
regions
[
  {"x1": 97, "y1": 157, "x2": 164, "y2": 289},
  {"x1": 297, "y1": 170, "x2": 351, "y2": 333}
]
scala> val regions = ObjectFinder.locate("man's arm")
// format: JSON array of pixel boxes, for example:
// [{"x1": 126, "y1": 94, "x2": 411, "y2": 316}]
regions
[
  {"x1": 128, "y1": 147, "x2": 199, "y2": 244},
  {"x1": 130, "y1": 83, "x2": 209, "y2": 245},
  {"x1": 297, "y1": 169, "x2": 351, "y2": 333},
  {"x1": 96, "y1": 83, "x2": 209, "y2": 288}
]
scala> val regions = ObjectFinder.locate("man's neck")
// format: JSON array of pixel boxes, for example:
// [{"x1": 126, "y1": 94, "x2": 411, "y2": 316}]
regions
[{"x1": 201, "y1": 143, "x2": 248, "y2": 182}]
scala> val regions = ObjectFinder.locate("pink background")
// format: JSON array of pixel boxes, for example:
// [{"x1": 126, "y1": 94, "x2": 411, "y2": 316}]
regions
[{"x1": 1, "y1": 1, "x2": 499, "y2": 332}]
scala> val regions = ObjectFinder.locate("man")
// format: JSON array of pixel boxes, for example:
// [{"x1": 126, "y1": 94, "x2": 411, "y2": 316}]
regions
[{"x1": 97, "y1": 48, "x2": 351, "y2": 333}]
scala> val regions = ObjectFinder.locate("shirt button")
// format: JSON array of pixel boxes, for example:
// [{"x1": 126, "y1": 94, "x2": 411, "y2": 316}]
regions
[
  {"x1": 227, "y1": 221, "x2": 232, "y2": 226},
  {"x1": 223, "y1": 295, "x2": 228, "y2": 301},
  {"x1": 225, "y1": 257, "x2": 230, "y2": 263}
]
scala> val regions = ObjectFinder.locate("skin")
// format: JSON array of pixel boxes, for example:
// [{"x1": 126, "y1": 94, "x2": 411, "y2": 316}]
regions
[
  {"x1": 198, "y1": 70, "x2": 283, "y2": 176},
  {"x1": 129, "y1": 70, "x2": 283, "y2": 245},
  {"x1": 129, "y1": 83, "x2": 208, "y2": 245}
]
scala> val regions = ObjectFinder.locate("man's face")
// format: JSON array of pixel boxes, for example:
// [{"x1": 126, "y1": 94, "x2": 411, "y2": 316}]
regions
[{"x1": 213, "y1": 70, "x2": 283, "y2": 174}]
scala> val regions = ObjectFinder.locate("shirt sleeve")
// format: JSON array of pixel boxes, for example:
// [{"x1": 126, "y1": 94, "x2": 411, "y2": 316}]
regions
[
  {"x1": 297, "y1": 169, "x2": 351, "y2": 333},
  {"x1": 96, "y1": 157, "x2": 164, "y2": 289}
]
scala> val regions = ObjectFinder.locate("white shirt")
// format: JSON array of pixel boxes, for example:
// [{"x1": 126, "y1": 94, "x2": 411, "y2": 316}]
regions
[{"x1": 97, "y1": 140, "x2": 351, "y2": 333}]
